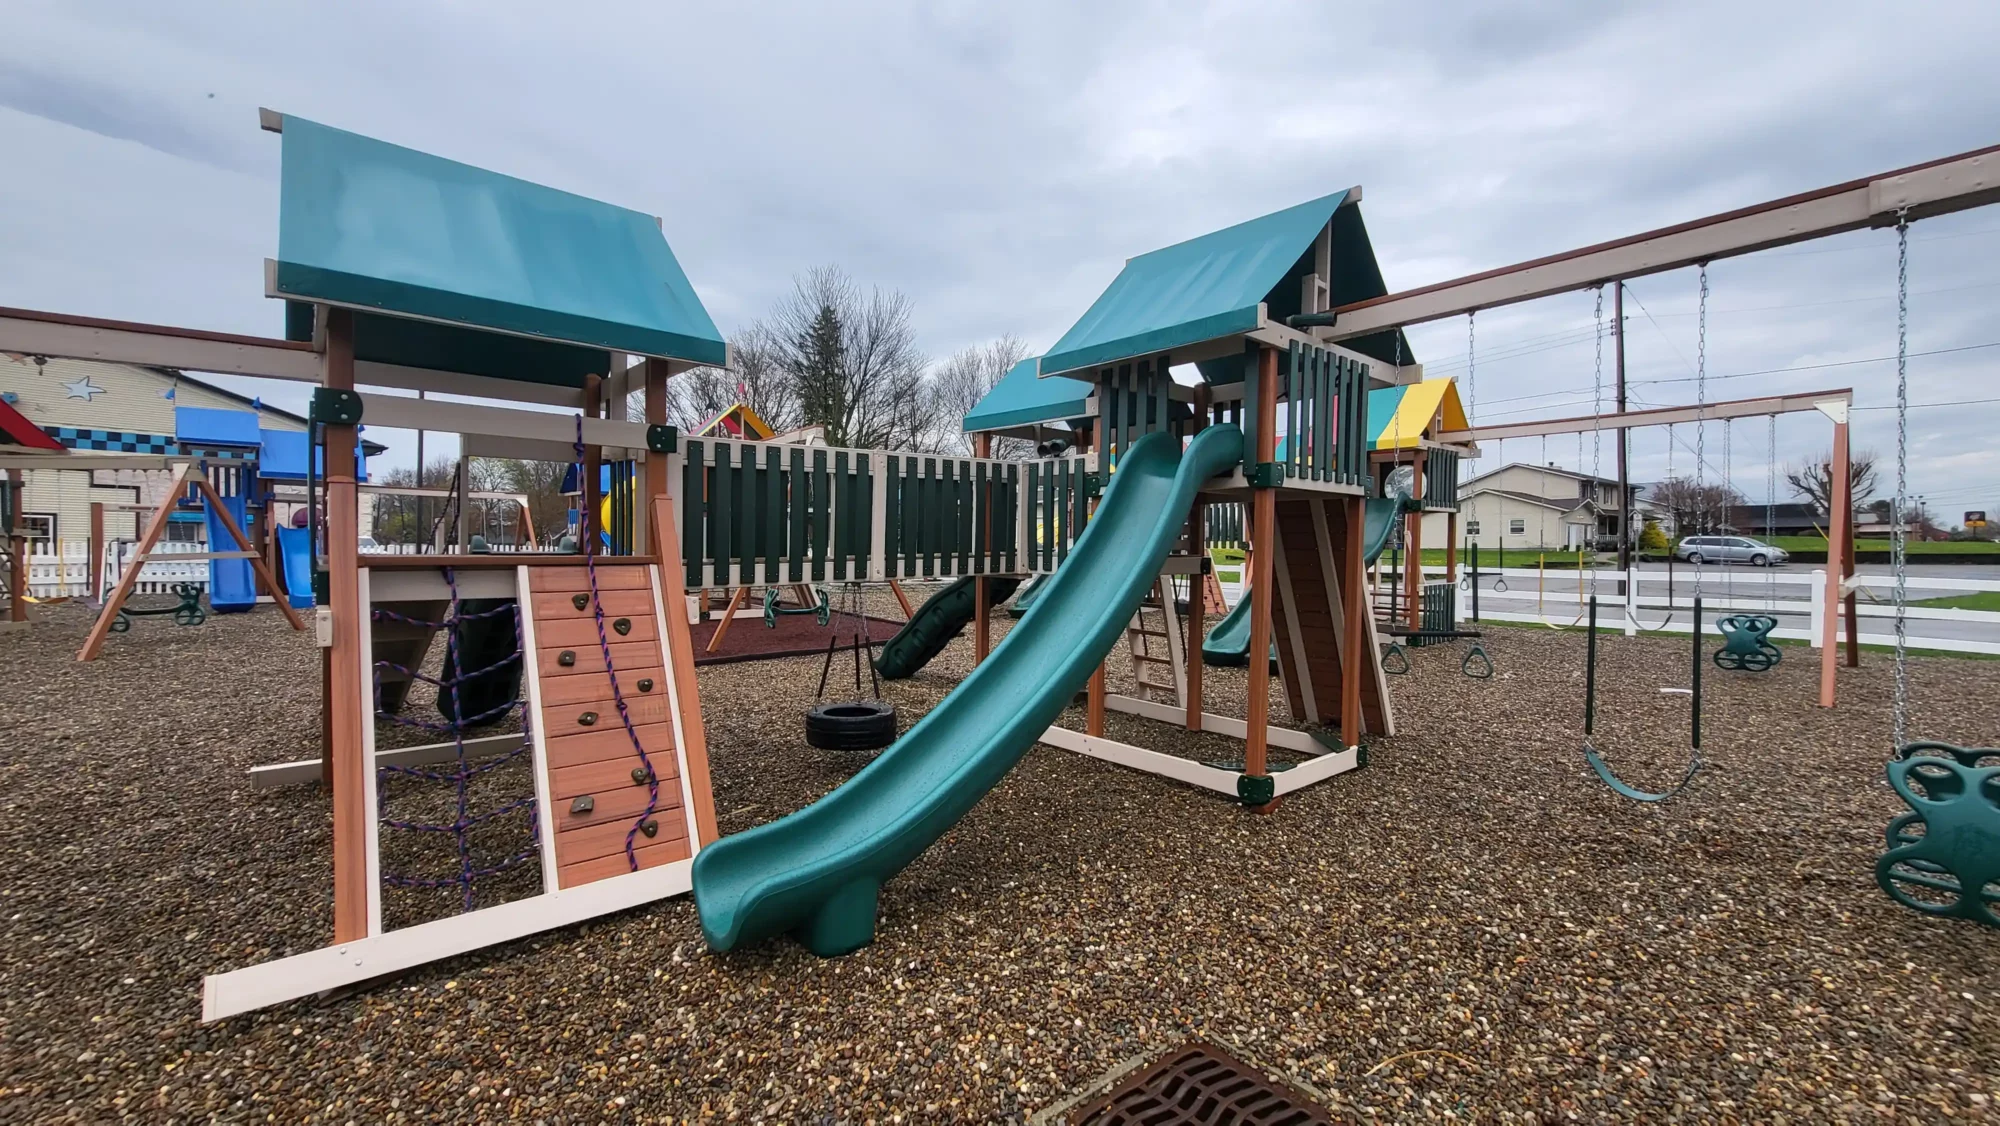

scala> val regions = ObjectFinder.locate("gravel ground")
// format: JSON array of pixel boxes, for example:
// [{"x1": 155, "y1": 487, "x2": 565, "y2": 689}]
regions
[{"x1": 3, "y1": 592, "x2": 1998, "y2": 1123}]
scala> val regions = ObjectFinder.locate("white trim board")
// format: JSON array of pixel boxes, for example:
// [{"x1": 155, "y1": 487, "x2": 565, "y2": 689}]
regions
[
  {"x1": 1038, "y1": 725, "x2": 1238, "y2": 796},
  {"x1": 250, "y1": 733, "x2": 525, "y2": 789},
  {"x1": 201, "y1": 859, "x2": 694, "y2": 1022},
  {"x1": 1101, "y1": 693, "x2": 1332, "y2": 756}
]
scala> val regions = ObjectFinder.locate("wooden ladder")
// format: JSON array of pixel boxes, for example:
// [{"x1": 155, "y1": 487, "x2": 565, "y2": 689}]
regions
[{"x1": 1125, "y1": 577, "x2": 1186, "y2": 707}]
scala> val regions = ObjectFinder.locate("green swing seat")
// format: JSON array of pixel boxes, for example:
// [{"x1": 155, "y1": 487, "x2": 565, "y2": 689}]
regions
[
  {"x1": 1877, "y1": 742, "x2": 2000, "y2": 929},
  {"x1": 1712, "y1": 614, "x2": 1780, "y2": 672}
]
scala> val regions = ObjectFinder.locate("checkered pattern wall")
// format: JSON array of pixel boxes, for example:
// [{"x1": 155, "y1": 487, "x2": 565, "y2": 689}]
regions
[{"x1": 44, "y1": 426, "x2": 176, "y2": 454}]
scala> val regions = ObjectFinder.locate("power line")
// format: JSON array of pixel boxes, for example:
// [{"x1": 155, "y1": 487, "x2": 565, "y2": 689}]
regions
[
  {"x1": 1854, "y1": 397, "x2": 2000, "y2": 411},
  {"x1": 1633, "y1": 340, "x2": 2000, "y2": 387}
]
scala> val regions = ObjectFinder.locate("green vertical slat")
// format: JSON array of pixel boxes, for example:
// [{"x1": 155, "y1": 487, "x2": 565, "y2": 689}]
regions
[
  {"x1": 811, "y1": 449, "x2": 829, "y2": 583},
  {"x1": 974, "y1": 461, "x2": 988, "y2": 574},
  {"x1": 711, "y1": 443, "x2": 734, "y2": 585},
  {"x1": 1039, "y1": 461, "x2": 1053, "y2": 570},
  {"x1": 682, "y1": 440, "x2": 704, "y2": 586},
  {"x1": 786, "y1": 447, "x2": 807, "y2": 581},
  {"x1": 736, "y1": 445, "x2": 755, "y2": 585},
  {"x1": 857, "y1": 454, "x2": 873, "y2": 580},
  {"x1": 1285, "y1": 343, "x2": 1300, "y2": 478},
  {"x1": 906, "y1": 459, "x2": 922, "y2": 578},
  {"x1": 763, "y1": 446, "x2": 782, "y2": 584},
  {"x1": 830, "y1": 451, "x2": 849, "y2": 580},
  {"x1": 958, "y1": 461, "x2": 972, "y2": 574},
  {"x1": 1103, "y1": 371, "x2": 1119, "y2": 473},
  {"x1": 1313, "y1": 348, "x2": 1329, "y2": 484},
  {"x1": 1026, "y1": 462, "x2": 1040, "y2": 571},
  {"x1": 1123, "y1": 364, "x2": 1137, "y2": 457},
  {"x1": 919, "y1": 458, "x2": 935, "y2": 578},
  {"x1": 882, "y1": 455, "x2": 900, "y2": 580}
]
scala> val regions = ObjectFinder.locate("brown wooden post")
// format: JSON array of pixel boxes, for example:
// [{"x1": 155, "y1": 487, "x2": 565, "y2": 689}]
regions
[
  {"x1": 1244, "y1": 345, "x2": 1280, "y2": 790},
  {"x1": 1185, "y1": 382, "x2": 1211, "y2": 731},
  {"x1": 888, "y1": 579, "x2": 915, "y2": 619},
  {"x1": 321, "y1": 307, "x2": 369, "y2": 942},
  {"x1": 1405, "y1": 452, "x2": 1425, "y2": 631},
  {"x1": 581, "y1": 373, "x2": 604, "y2": 552},
  {"x1": 5, "y1": 468, "x2": 23, "y2": 623},
  {"x1": 650, "y1": 497, "x2": 720, "y2": 845},
  {"x1": 1818, "y1": 417, "x2": 1851, "y2": 708},
  {"x1": 89, "y1": 500, "x2": 106, "y2": 604},
  {"x1": 643, "y1": 360, "x2": 671, "y2": 556},
  {"x1": 973, "y1": 432, "x2": 992, "y2": 664},
  {"x1": 706, "y1": 585, "x2": 750, "y2": 654},
  {"x1": 1842, "y1": 512, "x2": 1860, "y2": 667},
  {"x1": 1343, "y1": 495, "x2": 1366, "y2": 749}
]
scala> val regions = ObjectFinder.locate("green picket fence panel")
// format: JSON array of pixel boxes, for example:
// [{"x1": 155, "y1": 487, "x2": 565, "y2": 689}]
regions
[{"x1": 1424, "y1": 448, "x2": 1461, "y2": 510}]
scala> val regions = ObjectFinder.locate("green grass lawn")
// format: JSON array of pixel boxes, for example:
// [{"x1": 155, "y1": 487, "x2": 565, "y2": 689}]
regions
[
  {"x1": 1911, "y1": 590, "x2": 2000, "y2": 611},
  {"x1": 1761, "y1": 534, "x2": 2000, "y2": 555}
]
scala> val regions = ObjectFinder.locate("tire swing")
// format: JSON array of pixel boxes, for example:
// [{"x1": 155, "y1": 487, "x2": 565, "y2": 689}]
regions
[
  {"x1": 803, "y1": 581, "x2": 897, "y2": 752},
  {"x1": 1872, "y1": 211, "x2": 2000, "y2": 928}
]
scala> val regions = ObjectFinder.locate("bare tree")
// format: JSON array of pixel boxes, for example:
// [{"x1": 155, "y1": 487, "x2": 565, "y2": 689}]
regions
[
  {"x1": 771, "y1": 265, "x2": 928, "y2": 449},
  {"x1": 477, "y1": 458, "x2": 572, "y2": 548},
  {"x1": 630, "y1": 325, "x2": 799, "y2": 436},
  {"x1": 929, "y1": 335, "x2": 1031, "y2": 455},
  {"x1": 1649, "y1": 477, "x2": 1745, "y2": 536},
  {"x1": 1786, "y1": 449, "x2": 1879, "y2": 521}
]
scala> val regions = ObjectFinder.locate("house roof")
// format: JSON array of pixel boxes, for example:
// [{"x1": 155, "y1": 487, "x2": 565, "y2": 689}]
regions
[
  {"x1": 964, "y1": 357, "x2": 1095, "y2": 433},
  {"x1": 1463, "y1": 461, "x2": 1621, "y2": 490},
  {"x1": 272, "y1": 115, "x2": 726, "y2": 387},
  {"x1": 1366, "y1": 379, "x2": 1468, "y2": 450},
  {"x1": 1465, "y1": 487, "x2": 1579, "y2": 513},
  {"x1": 0, "y1": 396, "x2": 64, "y2": 450},
  {"x1": 1038, "y1": 189, "x2": 1409, "y2": 378}
]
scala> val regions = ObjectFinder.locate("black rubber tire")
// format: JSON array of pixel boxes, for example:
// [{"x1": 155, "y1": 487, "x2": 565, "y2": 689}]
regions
[
  {"x1": 1750, "y1": 553, "x2": 1768, "y2": 567},
  {"x1": 805, "y1": 699, "x2": 898, "y2": 751}
]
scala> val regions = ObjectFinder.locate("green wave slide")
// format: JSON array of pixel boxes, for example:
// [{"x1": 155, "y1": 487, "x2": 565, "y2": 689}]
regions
[
  {"x1": 692, "y1": 425, "x2": 1244, "y2": 955},
  {"x1": 1200, "y1": 494, "x2": 1413, "y2": 667},
  {"x1": 873, "y1": 574, "x2": 1023, "y2": 680}
]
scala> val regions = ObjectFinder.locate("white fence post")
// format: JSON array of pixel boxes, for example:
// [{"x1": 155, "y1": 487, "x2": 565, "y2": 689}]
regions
[{"x1": 1624, "y1": 568, "x2": 1638, "y2": 637}]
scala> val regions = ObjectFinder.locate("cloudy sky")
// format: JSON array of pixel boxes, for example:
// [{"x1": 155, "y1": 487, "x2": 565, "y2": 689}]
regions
[{"x1": 3, "y1": 1, "x2": 1997, "y2": 519}]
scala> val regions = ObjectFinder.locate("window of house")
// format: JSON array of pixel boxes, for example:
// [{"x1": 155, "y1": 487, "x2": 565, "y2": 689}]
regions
[
  {"x1": 18, "y1": 513, "x2": 56, "y2": 544},
  {"x1": 1465, "y1": 520, "x2": 1481, "y2": 537},
  {"x1": 166, "y1": 519, "x2": 204, "y2": 544},
  {"x1": 1509, "y1": 518, "x2": 1526, "y2": 536}
]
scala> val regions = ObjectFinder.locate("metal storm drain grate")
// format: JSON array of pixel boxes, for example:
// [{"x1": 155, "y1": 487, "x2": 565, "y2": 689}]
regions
[{"x1": 1068, "y1": 1041, "x2": 1334, "y2": 1126}]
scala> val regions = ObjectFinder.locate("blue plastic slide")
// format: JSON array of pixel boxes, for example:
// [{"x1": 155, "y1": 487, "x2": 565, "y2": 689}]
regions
[
  {"x1": 274, "y1": 525, "x2": 315, "y2": 610},
  {"x1": 203, "y1": 492, "x2": 257, "y2": 613},
  {"x1": 693, "y1": 426, "x2": 1244, "y2": 955}
]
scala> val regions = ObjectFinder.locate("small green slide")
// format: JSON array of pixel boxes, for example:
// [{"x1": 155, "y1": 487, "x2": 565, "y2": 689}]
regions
[
  {"x1": 1200, "y1": 494, "x2": 1412, "y2": 667},
  {"x1": 873, "y1": 574, "x2": 1024, "y2": 680},
  {"x1": 692, "y1": 426, "x2": 1244, "y2": 955},
  {"x1": 1004, "y1": 573, "x2": 1048, "y2": 618}
]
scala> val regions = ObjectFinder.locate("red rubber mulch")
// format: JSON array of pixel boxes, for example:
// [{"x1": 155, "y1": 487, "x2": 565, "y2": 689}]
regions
[{"x1": 692, "y1": 609, "x2": 905, "y2": 666}]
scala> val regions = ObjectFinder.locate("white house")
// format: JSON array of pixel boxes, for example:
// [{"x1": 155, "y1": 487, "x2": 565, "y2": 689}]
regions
[{"x1": 1421, "y1": 463, "x2": 1660, "y2": 552}]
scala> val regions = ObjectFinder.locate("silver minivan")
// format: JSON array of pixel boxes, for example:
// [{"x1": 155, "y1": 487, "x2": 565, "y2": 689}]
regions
[{"x1": 1673, "y1": 535, "x2": 1789, "y2": 566}]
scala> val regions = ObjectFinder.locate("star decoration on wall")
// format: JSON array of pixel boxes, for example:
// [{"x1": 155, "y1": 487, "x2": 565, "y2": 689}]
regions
[{"x1": 62, "y1": 377, "x2": 105, "y2": 401}]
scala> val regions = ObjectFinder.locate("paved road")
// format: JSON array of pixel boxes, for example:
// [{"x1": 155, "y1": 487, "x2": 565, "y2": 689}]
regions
[{"x1": 1457, "y1": 561, "x2": 1998, "y2": 650}]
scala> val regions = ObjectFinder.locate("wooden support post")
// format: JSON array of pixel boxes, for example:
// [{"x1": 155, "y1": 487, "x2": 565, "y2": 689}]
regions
[
  {"x1": 888, "y1": 579, "x2": 915, "y2": 619},
  {"x1": 1405, "y1": 452, "x2": 1424, "y2": 631},
  {"x1": 321, "y1": 308, "x2": 370, "y2": 943},
  {"x1": 581, "y1": 373, "x2": 603, "y2": 552},
  {"x1": 1819, "y1": 417, "x2": 1851, "y2": 708},
  {"x1": 1185, "y1": 383, "x2": 1210, "y2": 731},
  {"x1": 644, "y1": 359, "x2": 671, "y2": 558},
  {"x1": 89, "y1": 500, "x2": 105, "y2": 604},
  {"x1": 1244, "y1": 345, "x2": 1279, "y2": 792},
  {"x1": 1842, "y1": 515, "x2": 1859, "y2": 668},
  {"x1": 1343, "y1": 495, "x2": 1366, "y2": 749},
  {"x1": 706, "y1": 585, "x2": 750, "y2": 653},
  {"x1": 973, "y1": 432, "x2": 992, "y2": 664}
]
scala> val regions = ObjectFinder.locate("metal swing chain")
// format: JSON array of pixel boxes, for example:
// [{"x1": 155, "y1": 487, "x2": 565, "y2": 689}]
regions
[
  {"x1": 1893, "y1": 209, "x2": 1911, "y2": 751},
  {"x1": 1591, "y1": 285, "x2": 1604, "y2": 599},
  {"x1": 1694, "y1": 264, "x2": 1708, "y2": 600}
]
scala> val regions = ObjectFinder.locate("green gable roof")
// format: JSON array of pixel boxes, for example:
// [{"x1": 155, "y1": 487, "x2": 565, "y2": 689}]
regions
[
  {"x1": 1042, "y1": 188, "x2": 1411, "y2": 380},
  {"x1": 964, "y1": 357, "x2": 1094, "y2": 432},
  {"x1": 272, "y1": 115, "x2": 727, "y2": 385}
]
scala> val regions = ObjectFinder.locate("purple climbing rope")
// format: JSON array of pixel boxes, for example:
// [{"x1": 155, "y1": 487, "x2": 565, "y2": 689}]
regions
[
  {"x1": 371, "y1": 565, "x2": 539, "y2": 912},
  {"x1": 574, "y1": 416, "x2": 662, "y2": 870}
]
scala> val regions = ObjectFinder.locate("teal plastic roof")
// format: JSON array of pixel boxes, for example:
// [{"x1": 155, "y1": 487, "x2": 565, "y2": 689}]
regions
[
  {"x1": 273, "y1": 116, "x2": 727, "y2": 383},
  {"x1": 1040, "y1": 190, "x2": 1350, "y2": 377},
  {"x1": 1043, "y1": 189, "x2": 1412, "y2": 379},
  {"x1": 963, "y1": 358, "x2": 1094, "y2": 433}
]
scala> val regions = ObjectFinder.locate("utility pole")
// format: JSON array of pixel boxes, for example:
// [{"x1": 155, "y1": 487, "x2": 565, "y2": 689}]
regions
[{"x1": 1614, "y1": 281, "x2": 1631, "y2": 574}]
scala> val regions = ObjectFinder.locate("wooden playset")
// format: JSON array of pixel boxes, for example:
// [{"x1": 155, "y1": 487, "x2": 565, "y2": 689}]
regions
[{"x1": 0, "y1": 112, "x2": 1994, "y2": 1018}]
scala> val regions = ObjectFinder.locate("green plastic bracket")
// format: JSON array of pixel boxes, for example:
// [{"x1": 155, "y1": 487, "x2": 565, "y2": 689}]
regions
[
  {"x1": 309, "y1": 387, "x2": 363, "y2": 426},
  {"x1": 647, "y1": 424, "x2": 679, "y2": 454},
  {"x1": 311, "y1": 568, "x2": 329, "y2": 604},
  {"x1": 1237, "y1": 772, "x2": 1275, "y2": 807},
  {"x1": 1247, "y1": 462, "x2": 1284, "y2": 489},
  {"x1": 1082, "y1": 474, "x2": 1103, "y2": 498}
]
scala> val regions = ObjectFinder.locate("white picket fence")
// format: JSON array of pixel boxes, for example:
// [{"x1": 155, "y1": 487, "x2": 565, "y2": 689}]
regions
[
  {"x1": 1443, "y1": 565, "x2": 2000, "y2": 656},
  {"x1": 24, "y1": 541, "x2": 220, "y2": 598}
]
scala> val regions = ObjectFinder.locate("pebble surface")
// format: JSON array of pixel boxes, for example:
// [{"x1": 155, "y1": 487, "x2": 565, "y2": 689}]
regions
[{"x1": 2, "y1": 592, "x2": 1997, "y2": 1123}]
